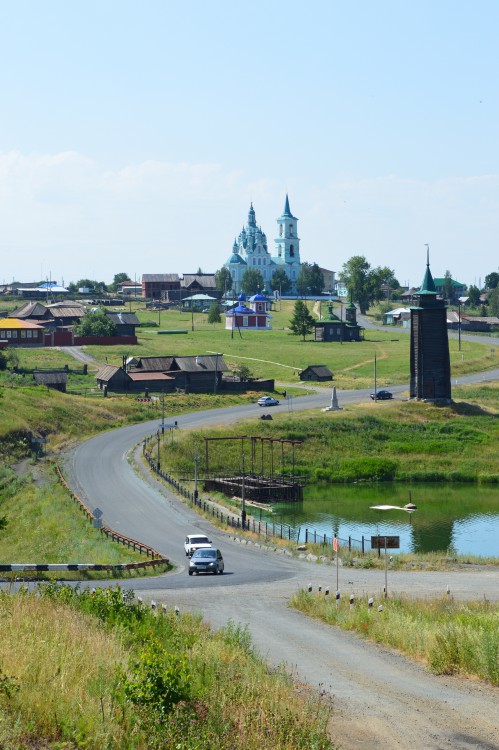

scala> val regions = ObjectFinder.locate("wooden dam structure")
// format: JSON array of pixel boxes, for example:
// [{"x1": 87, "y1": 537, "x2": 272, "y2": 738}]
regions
[{"x1": 202, "y1": 436, "x2": 306, "y2": 503}]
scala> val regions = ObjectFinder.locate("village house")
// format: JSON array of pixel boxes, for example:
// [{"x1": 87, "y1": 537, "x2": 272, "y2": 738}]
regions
[
  {"x1": 0, "y1": 319, "x2": 45, "y2": 346},
  {"x1": 299, "y1": 365, "x2": 333, "y2": 382}
]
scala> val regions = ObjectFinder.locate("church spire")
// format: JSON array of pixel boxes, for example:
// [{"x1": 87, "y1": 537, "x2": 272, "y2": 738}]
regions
[
  {"x1": 418, "y1": 244, "x2": 437, "y2": 295},
  {"x1": 281, "y1": 193, "x2": 295, "y2": 219},
  {"x1": 248, "y1": 202, "x2": 256, "y2": 227}
]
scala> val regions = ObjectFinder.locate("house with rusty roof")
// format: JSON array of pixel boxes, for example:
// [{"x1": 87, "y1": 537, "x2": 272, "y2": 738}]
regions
[
  {"x1": 95, "y1": 364, "x2": 176, "y2": 394},
  {"x1": 142, "y1": 274, "x2": 181, "y2": 300},
  {"x1": 127, "y1": 354, "x2": 229, "y2": 393}
]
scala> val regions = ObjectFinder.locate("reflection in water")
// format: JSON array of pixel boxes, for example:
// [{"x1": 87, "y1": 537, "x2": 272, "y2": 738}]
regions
[{"x1": 266, "y1": 483, "x2": 499, "y2": 556}]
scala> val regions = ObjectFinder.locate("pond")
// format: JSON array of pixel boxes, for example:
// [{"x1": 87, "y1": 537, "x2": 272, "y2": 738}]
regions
[{"x1": 262, "y1": 483, "x2": 499, "y2": 557}]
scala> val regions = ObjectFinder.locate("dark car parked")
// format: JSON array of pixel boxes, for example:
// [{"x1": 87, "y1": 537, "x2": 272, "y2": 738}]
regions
[{"x1": 370, "y1": 390, "x2": 393, "y2": 400}]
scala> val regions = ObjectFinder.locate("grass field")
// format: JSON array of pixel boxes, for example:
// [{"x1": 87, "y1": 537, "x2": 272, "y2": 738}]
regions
[{"x1": 78, "y1": 300, "x2": 499, "y2": 389}]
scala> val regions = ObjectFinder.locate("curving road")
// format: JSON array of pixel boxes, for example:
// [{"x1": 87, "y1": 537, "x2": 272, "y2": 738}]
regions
[{"x1": 64, "y1": 378, "x2": 499, "y2": 750}]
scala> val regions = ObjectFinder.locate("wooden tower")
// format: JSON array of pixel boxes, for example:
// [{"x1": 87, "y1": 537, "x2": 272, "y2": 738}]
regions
[{"x1": 410, "y1": 252, "x2": 451, "y2": 402}]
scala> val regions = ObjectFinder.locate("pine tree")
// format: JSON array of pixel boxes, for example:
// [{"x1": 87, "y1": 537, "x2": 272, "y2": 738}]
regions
[{"x1": 289, "y1": 300, "x2": 315, "y2": 340}]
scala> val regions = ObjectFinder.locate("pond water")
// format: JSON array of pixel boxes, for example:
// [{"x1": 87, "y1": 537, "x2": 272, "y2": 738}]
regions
[{"x1": 262, "y1": 483, "x2": 499, "y2": 557}]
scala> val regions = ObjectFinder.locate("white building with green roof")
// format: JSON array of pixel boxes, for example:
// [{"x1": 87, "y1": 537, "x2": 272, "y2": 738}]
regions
[{"x1": 224, "y1": 195, "x2": 302, "y2": 295}]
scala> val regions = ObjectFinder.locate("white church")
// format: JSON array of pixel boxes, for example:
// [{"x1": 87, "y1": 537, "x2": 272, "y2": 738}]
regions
[{"x1": 224, "y1": 195, "x2": 302, "y2": 295}]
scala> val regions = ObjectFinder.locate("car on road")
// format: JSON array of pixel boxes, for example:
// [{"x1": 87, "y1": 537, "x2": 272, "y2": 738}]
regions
[
  {"x1": 370, "y1": 390, "x2": 393, "y2": 400},
  {"x1": 184, "y1": 534, "x2": 212, "y2": 557},
  {"x1": 257, "y1": 396, "x2": 280, "y2": 407},
  {"x1": 188, "y1": 548, "x2": 224, "y2": 575}
]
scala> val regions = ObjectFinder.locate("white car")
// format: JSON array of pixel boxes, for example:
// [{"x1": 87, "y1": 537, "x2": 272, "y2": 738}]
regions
[
  {"x1": 257, "y1": 396, "x2": 280, "y2": 407},
  {"x1": 184, "y1": 534, "x2": 212, "y2": 557}
]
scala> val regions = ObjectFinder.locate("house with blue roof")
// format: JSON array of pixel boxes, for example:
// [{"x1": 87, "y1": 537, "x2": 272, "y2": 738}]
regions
[{"x1": 225, "y1": 293, "x2": 272, "y2": 331}]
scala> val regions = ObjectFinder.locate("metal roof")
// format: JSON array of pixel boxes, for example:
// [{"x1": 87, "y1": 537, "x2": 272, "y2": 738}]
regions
[
  {"x1": 142, "y1": 274, "x2": 180, "y2": 282},
  {"x1": 0, "y1": 319, "x2": 44, "y2": 329},
  {"x1": 128, "y1": 372, "x2": 174, "y2": 382},
  {"x1": 173, "y1": 355, "x2": 228, "y2": 372},
  {"x1": 132, "y1": 356, "x2": 176, "y2": 372},
  {"x1": 105, "y1": 312, "x2": 140, "y2": 325}
]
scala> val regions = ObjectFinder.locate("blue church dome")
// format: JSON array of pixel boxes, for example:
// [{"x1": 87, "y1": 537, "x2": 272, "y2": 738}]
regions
[
  {"x1": 238, "y1": 293, "x2": 246, "y2": 302},
  {"x1": 228, "y1": 252, "x2": 246, "y2": 265}
]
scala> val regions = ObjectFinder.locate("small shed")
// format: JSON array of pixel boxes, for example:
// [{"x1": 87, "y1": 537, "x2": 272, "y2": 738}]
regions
[
  {"x1": 33, "y1": 370, "x2": 68, "y2": 392},
  {"x1": 95, "y1": 364, "x2": 131, "y2": 390},
  {"x1": 299, "y1": 365, "x2": 333, "y2": 382},
  {"x1": 105, "y1": 312, "x2": 140, "y2": 336}
]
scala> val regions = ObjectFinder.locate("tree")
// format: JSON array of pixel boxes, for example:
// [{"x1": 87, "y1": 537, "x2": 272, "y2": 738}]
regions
[
  {"x1": 233, "y1": 363, "x2": 253, "y2": 381},
  {"x1": 270, "y1": 268, "x2": 292, "y2": 295},
  {"x1": 487, "y1": 288, "x2": 499, "y2": 317},
  {"x1": 241, "y1": 268, "x2": 264, "y2": 296},
  {"x1": 442, "y1": 270, "x2": 454, "y2": 302},
  {"x1": 340, "y1": 256, "x2": 392, "y2": 314},
  {"x1": 73, "y1": 309, "x2": 117, "y2": 336},
  {"x1": 289, "y1": 299, "x2": 316, "y2": 340},
  {"x1": 296, "y1": 263, "x2": 324, "y2": 296},
  {"x1": 467, "y1": 284, "x2": 481, "y2": 306},
  {"x1": 207, "y1": 302, "x2": 222, "y2": 324},
  {"x1": 484, "y1": 272, "x2": 499, "y2": 290},
  {"x1": 215, "y1": 267, "x2": 232, "y2": 294},
  {"x1": 69, "y1": 279, "x2": 108, "y2": 294},
  {"x1": 111, "y1": 272, "x2": 131, "y2": 291}
]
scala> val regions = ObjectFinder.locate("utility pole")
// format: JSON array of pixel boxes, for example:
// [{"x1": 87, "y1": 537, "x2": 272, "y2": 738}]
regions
[
  {"x1": 241, "y1": 451, "x2": 246, "y2": 529},
  {"x1": 156, "y1": 430, "x2": 161, "y2": 472},
  {"x1": 194, "y1": 452, "x2": 199, "y2": 501},
  {"x1": 161, "y1": 393, "x2": 165, "y2": 434}
]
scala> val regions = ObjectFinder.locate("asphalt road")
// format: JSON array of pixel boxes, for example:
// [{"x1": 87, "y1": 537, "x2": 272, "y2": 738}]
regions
[{"x1": 62, "y1": 374, "x2": 499, "y2": 750}]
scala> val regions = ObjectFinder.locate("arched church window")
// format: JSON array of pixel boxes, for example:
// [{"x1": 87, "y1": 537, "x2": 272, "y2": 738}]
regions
[
  {"x1": 279, "y1": 225, "x2": 283, "y2": 236},
  {"x1": 290, "y1": 245, "x2": 294, "y2": 257},
  {"x1": 289, "y1": 224, "x2": 293, "y2": 235}
]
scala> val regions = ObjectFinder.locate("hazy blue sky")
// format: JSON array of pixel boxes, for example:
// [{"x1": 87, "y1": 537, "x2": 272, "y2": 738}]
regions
[{"x1": 1, "y1": 0, "x2": 498, "y2": 288}]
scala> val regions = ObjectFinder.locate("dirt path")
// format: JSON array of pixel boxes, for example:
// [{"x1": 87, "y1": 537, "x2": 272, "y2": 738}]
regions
[{"x1": 149, "y1": 576, "x2": 499, "y2": 750}]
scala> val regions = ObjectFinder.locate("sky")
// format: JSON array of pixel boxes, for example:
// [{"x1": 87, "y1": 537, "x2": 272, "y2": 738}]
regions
[{"x1": 1, "y1": 0, "x2": 498, "y2": 289}]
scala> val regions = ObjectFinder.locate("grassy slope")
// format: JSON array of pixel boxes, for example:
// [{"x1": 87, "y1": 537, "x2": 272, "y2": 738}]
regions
[
  {"x1": 0, "y1": 587, "x2": 336, "y2": 749},
  {"x1": 0, "y1": 466, "x2": 163, "y2": 573},
  {"x1": 160, "y1": 382, "x2": 499, "y2": 483}
]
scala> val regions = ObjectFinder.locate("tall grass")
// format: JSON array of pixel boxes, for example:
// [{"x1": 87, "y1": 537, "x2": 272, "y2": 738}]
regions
[
  {"x1": 290, "y1": 590, "x2": 499, "y2": 684},
  {"x1": 0, "y1": 585, "x2": 337, "y2": 749}
]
